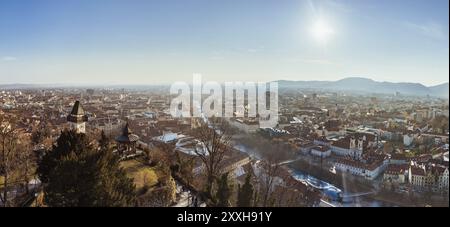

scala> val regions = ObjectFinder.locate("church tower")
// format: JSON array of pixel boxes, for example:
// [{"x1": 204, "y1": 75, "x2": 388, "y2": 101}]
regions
[
  {"x1": 67, "y1": 100, "x2": 88, "y2": 134},
  {"x1": 350, "y1": 137, "x2": 356, "y2": 149},
  {"x1": 357, "y1": 138, "x2": 364, "y2": 151}
]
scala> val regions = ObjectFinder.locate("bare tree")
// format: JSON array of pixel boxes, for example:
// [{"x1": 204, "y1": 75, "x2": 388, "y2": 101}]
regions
[
  {"x1": 0, "y1": 116, "x2": 36, "y2": 207},
  {"x1": 257, "y1": 142, "x2": 292, "y2": 207},
  {"x1": 0, "y1": 116, "x2": 19, "y2": 207},
  {"x1": 16, "y1": 137, "x2": 36, "y2": 195},
  {"x1": 31, "y1": 122, "x2": 51, "y2": 148},
  {"x1": 172, "y1": 151, "x2": 194, "y2": 185},
  {"x1": 151, "y1": 143, "x2": 173, "y2": 163},
  {"x1": 193, "y1": 118, "x2": 231, "y2": 199}
]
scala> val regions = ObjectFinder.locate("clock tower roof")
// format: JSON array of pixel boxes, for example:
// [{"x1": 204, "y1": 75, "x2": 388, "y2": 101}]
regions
[{"x1": 67, "y1": 101, "x2": 88, "y2": 123}]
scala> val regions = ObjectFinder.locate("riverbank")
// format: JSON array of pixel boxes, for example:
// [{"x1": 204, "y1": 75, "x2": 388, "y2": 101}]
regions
[
  {"x1": 288, "y1": 158, "x2": 448, "y2": 207},
  {"x1": 231, "y1": 132, "x2": 448, "y2": 207},
  {"x1": 288, "y1": 159, "x2": 374, "y2": 194}
]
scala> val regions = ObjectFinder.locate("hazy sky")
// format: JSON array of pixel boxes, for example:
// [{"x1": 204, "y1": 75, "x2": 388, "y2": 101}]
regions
[{"x1": 0, "y1": 0, "x2": 448, "y2": 86}]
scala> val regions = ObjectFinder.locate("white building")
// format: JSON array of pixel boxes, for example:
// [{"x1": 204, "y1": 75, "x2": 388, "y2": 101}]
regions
[
  {"x1": 437, "y1": 168, "x2": 449, "y2": 191},
  {"x1": 408, "y1": 165, "x2": 448, "y2": 192},
  {"x1": 335, "y1": 159, "x2": 365, "y2": 177},
  {"x1": 409, "y1": 166, "x2": 426, "y2": 188},
  {"x1": 313, "y1": 136, "x2": 331, "y2": 146},
  {"x1": 331, "y1": 137, "x2": 365, "y2": 160},
  {"x1": 299, "y1": 142, "x2": 315, "y2": 155},
  {"x1": 311, "y1": 146, "x2": 331, "y2": 158},
  {"x1": 383, "y1": 165, "x2": 407, "y2": 185},
  {"x1": 403, "y1": 134, "x2": 414, "y2": 147},
  {"x1": 335, "y1": 157, "x2": 387, "y2": 180},
  {"x1": 153, "y1": 132, "x2": 178, "y2": 143}
]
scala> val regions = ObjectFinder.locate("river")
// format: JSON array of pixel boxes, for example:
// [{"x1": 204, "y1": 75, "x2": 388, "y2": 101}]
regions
[
  {"x1": 289, "y1": 168, "x2": 397, "y2": 207},
  {"x1": 233, "y1": 141, "x2": 397, "y2": 207}
]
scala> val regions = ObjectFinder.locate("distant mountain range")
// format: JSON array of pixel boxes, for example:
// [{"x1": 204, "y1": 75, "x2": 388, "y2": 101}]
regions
[
  {"x1": 1, "y1": 77, "x2": 448, "y2": 98},
  {"x1": 276, "y1": 77, "x2": 449, "y2": 98}
]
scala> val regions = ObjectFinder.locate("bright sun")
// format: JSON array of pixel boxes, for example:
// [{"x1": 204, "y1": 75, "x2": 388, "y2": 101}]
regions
[{"x1": 312, "y1": 19, "x2": 334, "y2": 43}]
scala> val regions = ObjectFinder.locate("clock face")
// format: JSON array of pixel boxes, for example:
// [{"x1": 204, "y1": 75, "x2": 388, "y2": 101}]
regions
[{"x1": 72, "y1": 122, "x2": 85, "y2": 133}]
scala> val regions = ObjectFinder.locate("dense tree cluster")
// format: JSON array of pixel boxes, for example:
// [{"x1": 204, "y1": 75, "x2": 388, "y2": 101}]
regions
[{"x1": 37, "y1": 130, "x2": 136, "y2": 207}]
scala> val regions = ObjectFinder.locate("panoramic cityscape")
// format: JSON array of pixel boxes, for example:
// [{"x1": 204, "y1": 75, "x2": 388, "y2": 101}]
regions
[{"x1": 0, "y1": 0, "x2": 448, "y2": 210}]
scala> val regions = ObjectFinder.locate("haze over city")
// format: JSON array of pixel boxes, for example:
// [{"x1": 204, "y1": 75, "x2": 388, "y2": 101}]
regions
[{"x1": 0, "y1": 0, "x2": 448, "y2": 86}]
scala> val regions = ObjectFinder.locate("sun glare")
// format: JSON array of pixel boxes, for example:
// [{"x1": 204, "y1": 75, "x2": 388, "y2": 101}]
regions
[{"x1": 312, "y1": 19, "x2": 334, "y2": 43}]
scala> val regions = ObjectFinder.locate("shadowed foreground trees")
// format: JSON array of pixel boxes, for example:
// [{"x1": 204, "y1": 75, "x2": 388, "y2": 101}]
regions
[
  {"x1": 215, "y1": 172, "x2": 233, "y2": 207},
  {"x1": 237, "y1": 174, "x2": 254, "y2": 207},
  {"x1": 1, "y1": 116, "x2": 36, "y2": 207},
  {"x1": 0, "y1": 117, "x2": 20, "y2": 207},
  {"x1": 37, "y1": 130, "x2": 136, "y2": 207}
]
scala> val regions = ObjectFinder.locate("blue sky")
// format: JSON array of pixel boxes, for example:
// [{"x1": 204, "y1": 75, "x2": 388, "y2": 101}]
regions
[{"x1": 0, "y1": 0, "x2": 448, "y2": 85}]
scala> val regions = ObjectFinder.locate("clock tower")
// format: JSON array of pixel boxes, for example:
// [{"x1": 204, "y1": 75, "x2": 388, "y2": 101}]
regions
[{"x1": 67, "y1": 100, "x2": 88, "y2": 134}]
